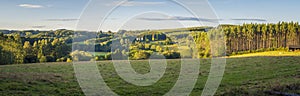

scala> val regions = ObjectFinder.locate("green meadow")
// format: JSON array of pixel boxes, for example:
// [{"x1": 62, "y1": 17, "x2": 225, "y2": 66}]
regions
[{"x1": 0, "y1": 51, "x2": 299, "y2": 96}]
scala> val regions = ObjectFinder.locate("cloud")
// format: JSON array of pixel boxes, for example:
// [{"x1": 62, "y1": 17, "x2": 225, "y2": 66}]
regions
[
  {"x1": 45, "y1": 19, "x2": 79, "y2": 22},
  {"x1": 32, "y1": 25, "x2": 46, "y2": 28},
  {"x1": 138, "y1": 16, "x2": 220, "y2": 23},
  {"x1": 107, "y1": 1, "x2": 166, "y2": 7},
  {"x1": 231, "y1": 19, "x2": 267, "y2": 22},
  {"x1": 18, "y1": 4, "x2": 44, "y2": 8},
  {"x1": 138, "y1": 16, "x2": 267, "y2": 22}
]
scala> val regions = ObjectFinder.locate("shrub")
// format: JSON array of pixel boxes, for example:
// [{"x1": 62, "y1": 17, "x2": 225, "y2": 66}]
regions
[
  {"x1": 130, "y1": 50, "x2": 150, "y2": 60},
  {"x1": 145, "y1": 44, "x2": 151, "y2": 50},
  {"x1": 231, "y1": 52, "x2": 236, "y2": 55},
  {"x1": 95, "y1": 56, "x2": 100, "y2": 61},
  {"x1": 162, "y1": 51, "x2": 180, "y2": 59},
  {"x1": 66, "y1": 58, "x2": 72, "y2": 62},
  {"x1": 104, "y1": 53, "x2": 112, "y2": 60},
  {"x1": 70, "y1": 50, "x2": 93, "y2": 61},
  {"x1": 156, "y1": 46, "x2": 163, "y2": 52},
  {"x1": 150, "y1": 45, "x2": 156, "y2": 51},
  {"x1": 39, "y1": 56, "x2": 47, "y2": 63},
  {"x1": 46, "y1": 55, "x2": 55, "y2": 62}
]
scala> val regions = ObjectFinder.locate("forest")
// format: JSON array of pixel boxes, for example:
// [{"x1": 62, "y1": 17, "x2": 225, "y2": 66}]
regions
[{"x1": 0, "y1": 21, "x2": 299, "y2": 65}]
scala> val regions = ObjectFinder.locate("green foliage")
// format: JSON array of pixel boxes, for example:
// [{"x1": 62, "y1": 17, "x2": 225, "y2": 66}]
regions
[
  {"x1": 150, "y1": 45, "x2": 156, "y2": 51},
  {"x1": 1, "y1": 22, "x2": 300, "y2": 64},
  {"x1": 66, "y1": 58, "x2": 72, "y2": 62},
  {"x1": 56, "y1": 57, "x2": 66, "y2": 62},
  {"x1": 155, "y1": 46, "x2": 163, "y2": 52},
  {"x1": 70, "y1": 50, "x2": 93, "y2": 61},
  {"x1": 0, "y1": 32, "x2": 3, "y2": 37},
  {"x1": 223, "y1": 22, "x2": 300, "y2": 55},
  {"x1": 130, "y1": 50, "x2": 150, "y2": 60},
  {"x1": 0, "y1": 34, "x2": 24, "y2": 64},
  {"x1": 104, "y1": 53, "x2": 112, "y2": 60},
  {"x1": 134, "y1": 31, "x2": 167, "y2": 43},
  {"x1": 192, "y1": 32, "x2": 212, "y2": 58},
  {"x1": 162, "y1": 51, "x2": 181, "y2": 59},
  {"x1": 39, "y1": 56, "x2": 47, "y2": 63}
]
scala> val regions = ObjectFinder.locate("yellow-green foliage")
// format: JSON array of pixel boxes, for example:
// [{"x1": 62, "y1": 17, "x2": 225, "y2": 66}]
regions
[
  {"x1": 66, "y1": 58, "x2": 72, "y2": 62},
  {"x1": 0, "y1": 35, "x2": 24, "y2": 64},
  {"x1": 70, "y1": 50, "x2": 93, "y2": 61},
  {"x1": 130, "y1": 50, "x2": 150, "y2": 60}
]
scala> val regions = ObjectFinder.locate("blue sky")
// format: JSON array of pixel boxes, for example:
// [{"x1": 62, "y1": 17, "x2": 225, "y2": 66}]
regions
[{"x1": 0, "y1": 0, "x2": 299, "y2": 31}]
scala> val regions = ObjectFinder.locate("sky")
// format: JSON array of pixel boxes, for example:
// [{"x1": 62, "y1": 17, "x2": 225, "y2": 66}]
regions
[{"x1": 0, "y1": 0, "x2": 299, "y2": 31}]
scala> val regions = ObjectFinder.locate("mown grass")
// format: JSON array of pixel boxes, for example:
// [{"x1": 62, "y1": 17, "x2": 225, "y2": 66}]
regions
[{"x1": 0, "y1": 53, "x2": 299, "y2": 95}]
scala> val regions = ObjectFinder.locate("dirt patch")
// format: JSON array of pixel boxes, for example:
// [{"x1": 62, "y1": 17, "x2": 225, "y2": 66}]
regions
[
  {"x1": 265, "y1": 83, "x2": 300, "y2": 95},
  {"x1": 272, "y1": 83, "x2": 300, "y2": 92}
]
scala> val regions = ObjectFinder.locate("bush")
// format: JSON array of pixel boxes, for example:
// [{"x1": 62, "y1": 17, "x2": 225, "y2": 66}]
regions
[
  {"x1": 95, "y1": 56, "x2": 100, "y2": 61},
  {"x1": 130, "y1": 50, "x2": 150, "y2": 60},
  {"x1": 156, "y1": 46, "x2": 163, "y2": 52},
  {"x1": 56, "y1": 57, "x2": 67, "y2": 62},
  {"x1": 150, "y1": 45, "x2": 156, "y2": 51},
  {"x1": 70, "y1": 50, "x2": 93, "y2": 61},
  {"x1": 145, "y1": 44, "x2": 151, "y2": 50},
  {"x1": 104, "y1": 53, "x2": 112, "y2": 60},
  {"x1": 39, "y1": 56, "x2": 47, "y2": 63},
  {"x1": 95, "y1": 56, "x2": 105, "y2": 61},
  {"x1": 162, "y1": 51, "x2": 180, "y2": 59},
  {"x1": 66, "y1": 58, "x2": 72, "y2": 62},
  {"x1": 46, "y1": 55, "x2": 55, "y2": 62},
  {"x1": 231, "y1": 52, "x2": 236, "y2": 55}
]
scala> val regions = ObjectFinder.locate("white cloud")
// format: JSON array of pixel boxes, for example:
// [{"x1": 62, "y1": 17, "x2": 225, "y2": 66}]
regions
[
  {"x1": 18, "y1": 4, "x2": 44, "y2": 8},
  {"x1": 138, "y1": 16, "x2": 267, "y2": 23},
  {"x1": 45, "y1": 19, "x2": 79, "y2": 22},
  {"x1": 107, "y1": 1, "x2": 166, "y2": 7}
]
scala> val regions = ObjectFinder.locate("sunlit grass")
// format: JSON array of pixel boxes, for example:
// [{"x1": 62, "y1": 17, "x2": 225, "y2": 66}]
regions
[
  {"x1": 93, "y1": 52, "x2": 108, "y2": 56},
  {"x1": 229, "y1": 51, "x2": 300, "y2": 58}
]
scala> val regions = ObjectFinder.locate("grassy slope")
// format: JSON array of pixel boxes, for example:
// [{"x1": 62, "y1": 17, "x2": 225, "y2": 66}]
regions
[{"x1": 0, "y1": 52, "x2": 299, "y2": 95}]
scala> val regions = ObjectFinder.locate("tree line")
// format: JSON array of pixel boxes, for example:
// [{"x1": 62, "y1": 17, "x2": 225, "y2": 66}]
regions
[
  {"x1": 223, "y1": 22, "x2": 299, "y2": 54},
  {"x1": 0, "y1": 30, "x2": 72, "y2": 65},
  {"x1": 1, "y1": 21, "x2": 299, "y2": 65},
  {"x1": 192, "y1": 21, "x2": 300, "y2": 57}
]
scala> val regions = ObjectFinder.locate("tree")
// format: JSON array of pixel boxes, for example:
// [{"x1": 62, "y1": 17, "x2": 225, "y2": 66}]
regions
[
  {"x1": 156, "y1": 46, "x2": 163, "y2": 52},
  {"x1": 0, "y1": 32, "x2": 3, "y2": 37},
  {"x1": 0, "y1": 46, "x2": 3, "y2": 64},
  {"x1": 23, "y1": 41, "x2": 37, "y2": 63},
  {"x1": 130, "y1": 50, "x2": 150, "y2": 60},
  {"x1": 70, "y1": 50, "x2": 93, "y2": 61}
]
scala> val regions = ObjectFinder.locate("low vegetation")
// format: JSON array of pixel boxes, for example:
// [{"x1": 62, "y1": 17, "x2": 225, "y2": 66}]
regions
[{"x1": 0, "y1": 51, "x2": 299, "y2": 95}]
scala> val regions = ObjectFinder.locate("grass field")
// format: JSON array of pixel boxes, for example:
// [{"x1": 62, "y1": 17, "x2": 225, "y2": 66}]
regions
[
  {"x1": 229, "y1": 51, "x2": 300, "y2": 58},
  {"x1": 93, "y1": 52, "x2": 109, "y2": 56},
  {"x1": 0, "y1": 51, "x2": 299, "y2": 95}
]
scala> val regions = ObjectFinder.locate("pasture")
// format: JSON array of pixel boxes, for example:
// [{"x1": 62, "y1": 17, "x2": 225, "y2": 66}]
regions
[{"x1": 0, "y1": 51, "x2": 299, "y2": 95}]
